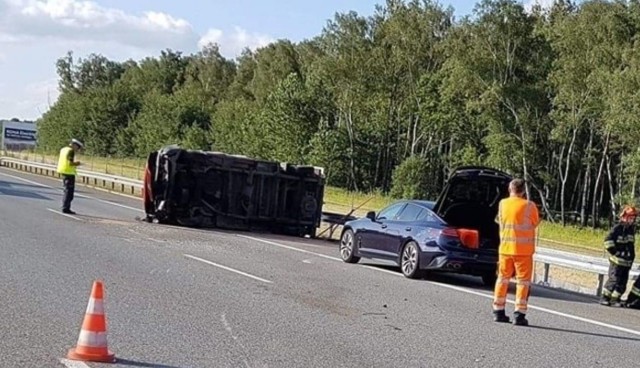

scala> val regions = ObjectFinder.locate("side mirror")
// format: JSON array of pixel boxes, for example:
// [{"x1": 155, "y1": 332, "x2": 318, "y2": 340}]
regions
[{"x1": 366, "y1": 211, "x2": 376, "y2": 221}]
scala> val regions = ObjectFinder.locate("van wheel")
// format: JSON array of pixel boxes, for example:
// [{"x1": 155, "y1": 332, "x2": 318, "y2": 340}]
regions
[
  {"x1": 401, "y1": 241, "x2": 423, "y2": 279},
  {"x1": 339, "y1": 229, "x2": 360, "y2": 263}
]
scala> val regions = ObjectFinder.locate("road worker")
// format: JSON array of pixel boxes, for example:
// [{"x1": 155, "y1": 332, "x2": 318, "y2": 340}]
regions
[
  {"x1": 492, "y1": 178, "x2": 540, "y2": 326},
  {"x1": 600, "y1": 205, "x2": 637, "y2": 307},
  {"x1": 56, "y1": 139, "x2": 83, "y2": 214}
]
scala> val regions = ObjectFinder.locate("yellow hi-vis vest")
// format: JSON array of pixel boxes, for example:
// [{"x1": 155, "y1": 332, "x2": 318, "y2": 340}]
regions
[
  {"x1": 497, "y1": 196, "x2": 540, "y2": 256},
  {"x1": 57, "y1": 146, "x2": 77, "y2": 176}
]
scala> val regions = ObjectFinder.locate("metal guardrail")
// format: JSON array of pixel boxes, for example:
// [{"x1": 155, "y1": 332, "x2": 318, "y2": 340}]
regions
[
  {"x1": 0, "y1": 157, "x2": 143, "y2": 196},
  {"x1": 2, "y1": 156, "x2": 639, "y2": 297},
  {"x1": 534, "y1": 247, "x2": 639, "y2": 297}
]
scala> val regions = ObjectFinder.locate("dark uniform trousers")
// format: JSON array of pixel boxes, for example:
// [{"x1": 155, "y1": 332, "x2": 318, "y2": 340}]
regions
[
  {"x1": 626, "y1": 278, "x2": 640, "y2": 309},
  {"x1": 62, "y1": 174, "x2": 76, "y2": 211}
]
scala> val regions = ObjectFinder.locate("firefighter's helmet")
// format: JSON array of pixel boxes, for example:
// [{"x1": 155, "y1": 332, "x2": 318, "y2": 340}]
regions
[{"x1": 620, "y1": 205, "x2": 638, "y2": 220}]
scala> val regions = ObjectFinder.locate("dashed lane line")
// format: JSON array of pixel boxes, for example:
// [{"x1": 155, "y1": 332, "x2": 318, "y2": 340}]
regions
[
  {"x1": 184, "y1": 254, "x2": 272, "y2": 284},
  {"x1": 239, "y1": 234, "x2": 640, "y2": 338}
]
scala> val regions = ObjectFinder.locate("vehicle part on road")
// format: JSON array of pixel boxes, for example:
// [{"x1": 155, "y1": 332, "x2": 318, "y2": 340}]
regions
[
  {"x1": 143, "y1": 145, "x2": 325, "y2": 237},
  {"x1": 67, "y1": 280, "x2": 116, "y2": 363},
  {"x1": 339, "y1": 166, "x2": 512, "y2": 282}
]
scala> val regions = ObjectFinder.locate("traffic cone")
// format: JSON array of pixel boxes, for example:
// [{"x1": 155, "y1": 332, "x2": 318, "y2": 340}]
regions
[{"x1": 67, "y1": 280, "x2": 116, "y2": 363}]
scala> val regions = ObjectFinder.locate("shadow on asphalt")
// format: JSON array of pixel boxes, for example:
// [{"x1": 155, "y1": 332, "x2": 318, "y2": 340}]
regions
[
  {"x1": 112, "y1": 224, "x2": 603, "y2": 306},
  {"x1": 0, "y1": 179, "x2": 50, "y2": 190},
  {"x1": 362, "y1": 263, "x2": 598, "y2": 304},
  {"x1": 115, "y1": 358, "x2": 183, "y2": 368},
  {"x1": 527, "y1": 325, "x2": 640, "y2": 342},
  {"x1": 0, "y1": 179, "x2": 59, "y2": 200}
]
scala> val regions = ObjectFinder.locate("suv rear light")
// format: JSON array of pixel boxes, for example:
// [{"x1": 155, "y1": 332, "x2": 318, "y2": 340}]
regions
[{"x1": 441, "y1": 227, "x2": 479, "y2": 249}]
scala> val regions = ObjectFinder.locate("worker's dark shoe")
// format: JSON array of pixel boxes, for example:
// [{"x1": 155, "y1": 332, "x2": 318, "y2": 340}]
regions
[
  {"x1": 611, "y1": 300, "x2": 624, "y2": 308},
  {"x1": 62, "y1": 209, "x2": 76, "y2": 215},
  {"x1": 599, "y1": 298, "x2": 611, "y2": 306},
  {"x1": 513, "y1": 312, "x2": 529, "y2": 326},
  {"x1": 493, "y1": 310, "x2": 510, "y2": 323}
]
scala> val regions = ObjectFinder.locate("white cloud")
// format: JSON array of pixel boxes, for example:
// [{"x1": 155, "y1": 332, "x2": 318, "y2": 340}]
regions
[
  {"x1": 199, "y1": 26, "x2": 275, "y2": 57},
  {"x1": 0, "y1": 0, "x2": 276, "y2": 120},
  {"x1": 0, "y1": 0, "x2": 199, "y2": 51},
  {"x1": 523, "y1": 0, "x2": 556, "y2": 13}
]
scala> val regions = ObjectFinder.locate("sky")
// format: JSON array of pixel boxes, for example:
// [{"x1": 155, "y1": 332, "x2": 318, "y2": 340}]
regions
[{"x1": 0, "y1": 0, "x2": 554, "y2": 121}]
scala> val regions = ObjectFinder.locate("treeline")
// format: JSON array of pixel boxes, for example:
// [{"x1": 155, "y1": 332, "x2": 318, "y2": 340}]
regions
[{"x1": 36, "y1": 0, "x2": 640, "y2": 228}]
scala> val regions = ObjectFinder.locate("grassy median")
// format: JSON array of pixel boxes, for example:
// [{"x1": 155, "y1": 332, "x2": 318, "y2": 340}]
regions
[{"x1": 3, "y1": 149, "x2": 615, "y2": 256}]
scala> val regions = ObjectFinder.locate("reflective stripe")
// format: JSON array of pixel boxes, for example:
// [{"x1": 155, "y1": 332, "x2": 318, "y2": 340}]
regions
[
  {"x1": 602, "y1": 289, "x2": 612, "y2": 297},
  {"x1": 501, "y1": 237, "x2": 536, "y2": 244},
  {"x1": 604, "y1": 240, "x2": 615, "y2": 249},
  {"x1": 77, "y1": 330, "x2": 108, "y2": 348},
  {"x1": 616, "y1": 235, "x2": 635, "y2": 243},
  {"x1": 85, "y1": 297, "x2": 104, "y2": 315},
  {"x1": 515, "y1": 300, "x2": 528, "y2": 313},
  {"x1": 609, "y1": 256, "x2": 633, "y2": 267},
  {"x1": 496, "y1": 277, "x2": 510, "y2": 285},
  {"x1": 631, "y1": 287, "x2": 640, "y2": 297},
  {"x1": 612, "y1": 291, "x2": 622, "y2": 298},
  {"x1": 502, "y1": 224, "x2": 536, "y2": 231},
  {"x1": 516, "y1": 280, "x2": 531, "y2": 286}
]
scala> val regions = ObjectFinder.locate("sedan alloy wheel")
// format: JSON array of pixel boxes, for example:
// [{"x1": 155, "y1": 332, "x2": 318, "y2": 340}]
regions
[
  {"x1": 401, "y1": 241, "x2": 422, "y2": 279},
  {"x1": 339, "y1": 229, "x2": 360, "y2": 263}
]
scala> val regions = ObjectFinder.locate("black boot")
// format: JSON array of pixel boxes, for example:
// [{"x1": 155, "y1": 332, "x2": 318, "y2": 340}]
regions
[
  {"x1": 513, "y1": 312, "x2": 529, "y2": 326},
  {"x1": 599, "y1": 297, "x2": 611, "y2": 306},
  {"x1": 493, "y1": 310, "x2": 510, "y2": 323}
]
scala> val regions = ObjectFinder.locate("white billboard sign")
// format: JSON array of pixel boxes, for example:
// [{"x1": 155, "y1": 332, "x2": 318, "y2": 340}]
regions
[{"x1": 1, "y1": 120, "x2": 38, "y2": 150}]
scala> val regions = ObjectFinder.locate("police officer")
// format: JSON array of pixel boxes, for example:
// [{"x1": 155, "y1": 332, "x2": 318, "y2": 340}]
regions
[
  {"x1": 600, "y1": 205, "x2": 637, "y2": 307},
  {"x1": 56, "y1": 139, "x2": 83, "y2": 214}
]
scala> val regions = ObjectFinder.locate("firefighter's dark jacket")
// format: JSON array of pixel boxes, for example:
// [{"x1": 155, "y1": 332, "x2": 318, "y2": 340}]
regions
[{"x1": 604, "y1": 223, "x2": 636, "y2": 267}]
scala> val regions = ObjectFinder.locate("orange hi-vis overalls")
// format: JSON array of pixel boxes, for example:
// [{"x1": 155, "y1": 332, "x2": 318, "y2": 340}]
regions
[{"x1": 492, "y1": 196, "x2": 540, "y2": 315}]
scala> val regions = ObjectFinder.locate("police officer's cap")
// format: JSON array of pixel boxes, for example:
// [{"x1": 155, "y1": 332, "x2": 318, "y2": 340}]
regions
[{"x1": 70, "y1": 139, "x2": 84, "y2": 148}]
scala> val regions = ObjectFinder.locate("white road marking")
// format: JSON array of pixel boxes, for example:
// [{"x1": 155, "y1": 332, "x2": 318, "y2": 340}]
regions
[
  {"x1": 59, "y1": 358, "x2": 91, "y2": 368},
  {"x1": 47, "y1": 208, "x2": 82, "y2": 221},
  {"x1": 184, "y1": 254, "x2": 272, "y2": 284},
  {"x1": 0, "y1": 170, "x2": 143, "y2": 212},
  {"x1": 242, "y1": 235, "x2": 640, "y2": 338},
  {"x1": 302, "y1": 259, "x2": 312, "y2": 264},
  {"x1": 238, "y1": 235, "x2": 342, "y2": 262},
  {"x1": 221, "y1": 313, "x2": 252, "y2": 368}
]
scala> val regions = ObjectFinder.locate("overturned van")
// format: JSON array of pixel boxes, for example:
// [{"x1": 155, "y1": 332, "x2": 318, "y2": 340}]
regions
[{"x1": 142, "y1": 145, "x2": 325, "y2": 237}]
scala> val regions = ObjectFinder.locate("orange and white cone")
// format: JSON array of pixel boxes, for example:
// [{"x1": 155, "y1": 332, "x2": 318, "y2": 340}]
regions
[{"x1": 67, "y1": 280, "x2": 116, "y2": 363}]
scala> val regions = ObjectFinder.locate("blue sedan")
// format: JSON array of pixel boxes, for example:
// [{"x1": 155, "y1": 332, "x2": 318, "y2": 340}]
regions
[{"x1": 338, "y1": 166, "x2": 512, "y2": 286}]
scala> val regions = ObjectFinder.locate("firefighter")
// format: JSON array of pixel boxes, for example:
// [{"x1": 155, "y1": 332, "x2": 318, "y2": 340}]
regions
[
  {"x1": 600, "y1": 205, "x2": 637, "y2": 307},
  {"x1": 56, "y1": 139, "x2": 83, "y2": 214},
  {"x1": 624, "y1": 276, "x2": 640, "y2": 309},
  {"x1": 492, "y1": 178, "x2": 540, "y2": 326}
]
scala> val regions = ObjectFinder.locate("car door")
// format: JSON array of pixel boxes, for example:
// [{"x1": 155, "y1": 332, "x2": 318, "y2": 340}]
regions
[
  {"x1": 358, "y1": 202, "x2": 406, "y2": 258},
  {"x1": 382, "y1": 203, "x2": 425, "y2": 256}
]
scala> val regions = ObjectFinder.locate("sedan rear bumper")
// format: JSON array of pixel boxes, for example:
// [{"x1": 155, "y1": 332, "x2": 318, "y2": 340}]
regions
[{"x1": 420, "y1": 250, "x2": 498, "y2": 276}]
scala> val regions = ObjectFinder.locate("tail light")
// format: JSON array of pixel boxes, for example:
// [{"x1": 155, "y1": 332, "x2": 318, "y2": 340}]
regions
[{"x1": 441, "y1": 227, "x2": 479, "y2": 249}]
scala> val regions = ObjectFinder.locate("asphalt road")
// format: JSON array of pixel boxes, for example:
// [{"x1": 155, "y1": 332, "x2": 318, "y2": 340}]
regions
[{"x1": 1, "y1": 167, "x2": 640, "y2": 368}]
